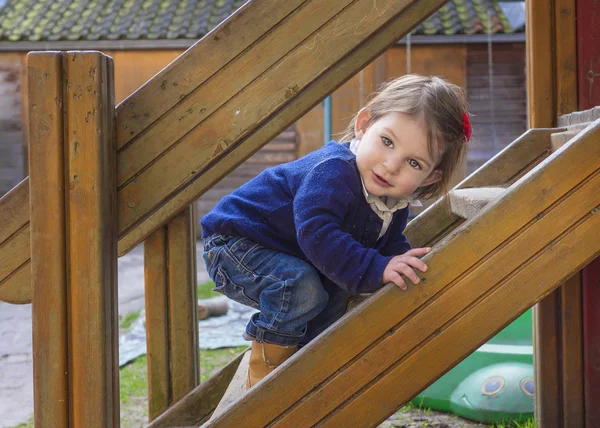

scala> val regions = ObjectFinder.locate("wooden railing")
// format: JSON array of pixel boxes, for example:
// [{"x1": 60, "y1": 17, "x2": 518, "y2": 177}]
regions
[{"x1": 0, "y1": 1, "x2": 454, "y2": 426}]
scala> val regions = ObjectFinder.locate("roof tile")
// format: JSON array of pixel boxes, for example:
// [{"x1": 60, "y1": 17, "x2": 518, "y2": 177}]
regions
[{"x1": 0, "y1": 0, "x2": 523, "y2": 42}]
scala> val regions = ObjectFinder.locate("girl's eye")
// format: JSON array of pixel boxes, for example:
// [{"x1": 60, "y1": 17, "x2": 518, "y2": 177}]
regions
[
  {"x1": 382, "y1": 137, "x2": 393, "y2": 147},
  {"x1": 408, "y1": 159, "x2": 422, "y2": 169}
]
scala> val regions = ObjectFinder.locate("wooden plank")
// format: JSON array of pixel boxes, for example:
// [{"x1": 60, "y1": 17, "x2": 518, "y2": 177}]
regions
[
  {"x1": 116, "y1": 0, "x2": 385, "y2": 224},
  {"x1": 405, "y1": 128, "x2": 553, "y2": 250},
  {"x1": 448, "y1": 187, "x2": 506, "y2": 220},
  {"x1": 526, "y1": 1, "x2": 570, "y2": 425},
  {"x1": 533, "y1": 291, "x2": 562, "y2": 428},
  {"x1": 560, "y1": 272, "x2": 584, "y2": 428},
  {"x1": 0, "y1": 226, "x2": 30, "y2": 293},
  {"x1": 27, "y1": 51, "x2": 68, "y2": 428},
  {"x1": 115, "y1": 0, "x2": 461, "y2": 255},
  {"x1": 206, "y1": 118, "x2": 600, "y2": 427},
  {"x1": 526, "y1": 0, "x2": 556, "y2": 128},
  {"x1": 117, "y1": 0, "x2": 354, "y2": 186},
  {"x1": 64, "y1": 51, "x2": 119, "y2": 427},
  {"x1": 115, "y1": 0, "x2": 304, "y2": 146},
  {"x1": 319, "y1": 211, "x2": 600, "y2": 427},
  {"x1": 0, "y1": 261, "x2": 30, "y2": 304},
  {"x1": 210, "y1": 352, "x2": 250, "y2": 421},
  {"x1": 271, "y1": 161, "x2": 600, "y2": 428},
  {"x1": 554, "y1": 0, "x2": 578, "y2": 116},
  {"x1": 144, "y1": 227, "x2": 171, "y2": 420},
  {"x1": 0, "y1": 178, "x2": 29, "y2": 244},
  {"x1": 147, "y1": 350, "x2": 247, "y2": 428},
  {"x1": 167, "y1": 206, "x2": 199, "y2": 402}
]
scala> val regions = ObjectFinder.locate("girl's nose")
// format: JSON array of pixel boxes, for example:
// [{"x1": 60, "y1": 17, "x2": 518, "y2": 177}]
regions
[{"x1": 383, "y1": 158, "x2": 402, "y2": 175}]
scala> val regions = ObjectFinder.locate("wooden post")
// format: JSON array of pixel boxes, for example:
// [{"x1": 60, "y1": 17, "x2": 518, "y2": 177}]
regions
[
  {"x1": 145, "y1": 205, "x2": 199, "y2": 421},
  {"x1": 29, "y1": 51, "x2": 119, "y2": 427},
  {"x1": 527, "y1": 0, "x2": 584, "y2": 426},
  {"x1": 29, "y1": 51, "x2": 68, "y2": 428}
]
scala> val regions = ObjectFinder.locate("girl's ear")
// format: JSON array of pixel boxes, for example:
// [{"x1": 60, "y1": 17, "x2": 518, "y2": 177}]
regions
[
  {"x1": 420, "y1": 169, "x2": 442, "y2": 187},
  {"x1": 354, "y1": 108, "x2": 371, "y2": 139}
]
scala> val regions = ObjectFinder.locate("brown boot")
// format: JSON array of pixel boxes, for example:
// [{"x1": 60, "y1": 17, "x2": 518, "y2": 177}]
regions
[{"x1": 246, "y1": 340, "x2": 296, "y2": 389}]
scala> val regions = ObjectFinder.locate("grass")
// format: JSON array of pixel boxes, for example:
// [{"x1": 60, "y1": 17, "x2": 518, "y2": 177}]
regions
[
  {"x1": 117, "y1": 346, "x2": 247, "y2": 426},
  {"x1": 493, "y1": 419, "x2": 536, "y2": 428},
  {"x1": 119, "y1": 310, "x2": 142, "y2": 330},
  {"x1": 197, "y1": 280, "x2": 220, "y2": 300}
]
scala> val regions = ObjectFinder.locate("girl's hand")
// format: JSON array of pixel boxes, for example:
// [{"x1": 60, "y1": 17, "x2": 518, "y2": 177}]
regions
[{"x1": 383, "y1": 247, "x2": 431, "y2": 290}]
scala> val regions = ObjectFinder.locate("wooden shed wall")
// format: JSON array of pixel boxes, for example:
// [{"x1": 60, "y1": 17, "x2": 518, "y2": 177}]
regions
[
  {"x1": 0, "y1": 54, "x2": 25, "y2": 197},
  {"x1": 6, "y1": 41, "x2": 526, "y2": 223},
  {"x1": 466, "y1": 42, "x2": 527, "y2": 173}
]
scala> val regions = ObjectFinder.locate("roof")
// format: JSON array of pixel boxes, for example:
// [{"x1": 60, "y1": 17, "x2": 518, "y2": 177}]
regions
[{"x1": 0, "y1": 0, "x2": 524, "y2": 43}]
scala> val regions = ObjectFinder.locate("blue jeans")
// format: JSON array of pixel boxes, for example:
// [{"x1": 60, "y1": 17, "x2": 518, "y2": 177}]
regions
[{"x1": 202, "y1": 234, "x2": 352, "y2": 347}]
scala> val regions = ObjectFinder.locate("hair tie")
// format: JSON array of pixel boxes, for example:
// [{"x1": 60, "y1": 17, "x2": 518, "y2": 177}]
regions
[{"x1": 463, "y1": 112, "x2": 472, "y2": 143}]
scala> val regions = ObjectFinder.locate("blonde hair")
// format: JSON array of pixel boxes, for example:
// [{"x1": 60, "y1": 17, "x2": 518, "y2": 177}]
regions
[{"x1": 339, "y1": 74, "x2": 469, "y2": 200}]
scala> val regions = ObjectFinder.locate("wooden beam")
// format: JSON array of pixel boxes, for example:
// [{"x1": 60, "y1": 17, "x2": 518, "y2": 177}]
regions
[
  {"x1": 144, "y1": 206, "x2": 199, "y2": 421},
  {"x1": 147, "y1": 350, "x2": 247, "y2": 428},
  {"x1": 0, "y1": 0, "x2": 452, "y2": 301},
  {"x1": 166, "y1": 206, "x2": 199, "y2": 402},
  {"x1": 28, "y1": 51, "x2": 68, "y2": 428},
  {"x1": 528, "y1": 0, "x2": 583, "y2": 425},
  {"x1": 144, "y1": 227, "x2": 171, "y2": 420},
  {"x1": 113, "y1": 0, "x2": 471, "y2": 255},
  {"x1": 64, "y1": 51, "x2": 119, "y2": 427},
  {"x1": 206, "y1": 120, "x2": 600, "y2": 427}
]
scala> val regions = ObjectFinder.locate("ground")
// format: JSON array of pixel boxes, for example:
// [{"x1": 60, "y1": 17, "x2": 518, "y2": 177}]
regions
[{"x1": 5, "y1": 280, "x2": 536, "y2": 428}]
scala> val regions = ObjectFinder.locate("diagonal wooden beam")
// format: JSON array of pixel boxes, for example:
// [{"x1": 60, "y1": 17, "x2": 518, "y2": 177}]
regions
[
  {"x1": 205, "y1": 120, "x2": 600, "y2": 427},
  {"x1": 0, "y1": 0, "x2": 450, "y2": 304}
]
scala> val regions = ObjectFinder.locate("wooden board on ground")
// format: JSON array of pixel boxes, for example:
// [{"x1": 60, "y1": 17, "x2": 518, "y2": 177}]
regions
[{"x1": 210, "y1": 352, "x2": 250, "y2": 421}]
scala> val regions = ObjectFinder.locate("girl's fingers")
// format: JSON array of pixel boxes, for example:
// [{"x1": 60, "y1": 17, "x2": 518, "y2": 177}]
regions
[
  {"x1": 398, "y1": 264, "x2": 420, "y2": 285},
  {"x1": 404, "y1": 247, "x2": 432, "y2": 258},
  {"x1": 400, "y1": 256, "x2": 428, "y2": 272},
  {"x1": 390, "y1": 271, "x2": 408, "y2": 290}
]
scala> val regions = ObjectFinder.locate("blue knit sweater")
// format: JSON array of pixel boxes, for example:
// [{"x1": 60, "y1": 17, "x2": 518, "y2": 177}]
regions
[{"x1": 201, "y1": 141, "x2": 411, "y2": 294}]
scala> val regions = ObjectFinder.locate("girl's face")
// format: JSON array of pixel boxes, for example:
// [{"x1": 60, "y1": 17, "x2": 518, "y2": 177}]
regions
[{"x1": 354, "y1": 110, "x2": 442, "y2": 199}]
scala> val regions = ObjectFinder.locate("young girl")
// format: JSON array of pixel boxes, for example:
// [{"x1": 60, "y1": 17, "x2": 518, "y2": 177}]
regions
[{"x1": 201, "y1": 74, "x2": 470, "y2": 388}]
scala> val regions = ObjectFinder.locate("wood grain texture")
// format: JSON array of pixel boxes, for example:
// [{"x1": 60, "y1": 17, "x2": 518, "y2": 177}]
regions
[
  {"x1": 144, "y1": 227, "x2": 171, "y2": 421},
  {"x1": 115, "y1": 0, "x2": 303, "y2": 147},
  {"x1": 205, "y1": 122, "x2": 600, "y2": 428},
  {"x1": 64, "y1": 51, "x2": 119, "y2": 427},
  {"x1": 0, "y1": 261, "x2": 30, "y2": 304},
  {"x1": 147, "y1": 350, "x2": 247, "y2": 428},
  {"x1": 116, "y1": 0, "x2": 452, "y2": 255},
  {"x1": 527, "y1": 1, "x2": 582, "y2": 425},
  {"x1": 27, "y1": 51, "x2": 68, "y2": 428},
  {"x1": 116, "y1": 0, "x2": 353, "y2": 187},
  {"x1": 554, "y1": 0, "x2": 578, "y2": 116},
  {"x1": 559, "y1": 273, "x2": 584, "y2": 428},
  {"x1": 166, "y1": 206, "x2": 199, "y2": 402},
  {"x1": 210, "y1": 352, "x2": 250, "y2": 421},
  {"x1": 405, "y1": 128, "x2": 553, "y2": 250},
  {"x1": 526, "y1": 0, "x2": 556, "y2": 128},
  {"x1": 144, "y1": 205, "x2": 198, "y2": 420},
  {"x1": 0, "y1": 0, "x2": 452, "y2": 287}
]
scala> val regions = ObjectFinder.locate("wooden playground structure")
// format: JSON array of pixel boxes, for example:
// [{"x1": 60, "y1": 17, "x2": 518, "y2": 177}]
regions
[{"x1": 0, "y1": 0, "x2": 598, "y2": 426}]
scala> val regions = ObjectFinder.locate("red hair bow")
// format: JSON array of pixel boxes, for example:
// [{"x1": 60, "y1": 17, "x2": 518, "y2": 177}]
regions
[{"x1": 463, "y1": 112, "x2": 472, "y2": 143}]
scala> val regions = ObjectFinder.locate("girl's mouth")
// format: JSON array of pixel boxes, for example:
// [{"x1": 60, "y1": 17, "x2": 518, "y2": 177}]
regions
[{"x1": 372, "y1": 171, "x2": 391, "y2": 187}]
